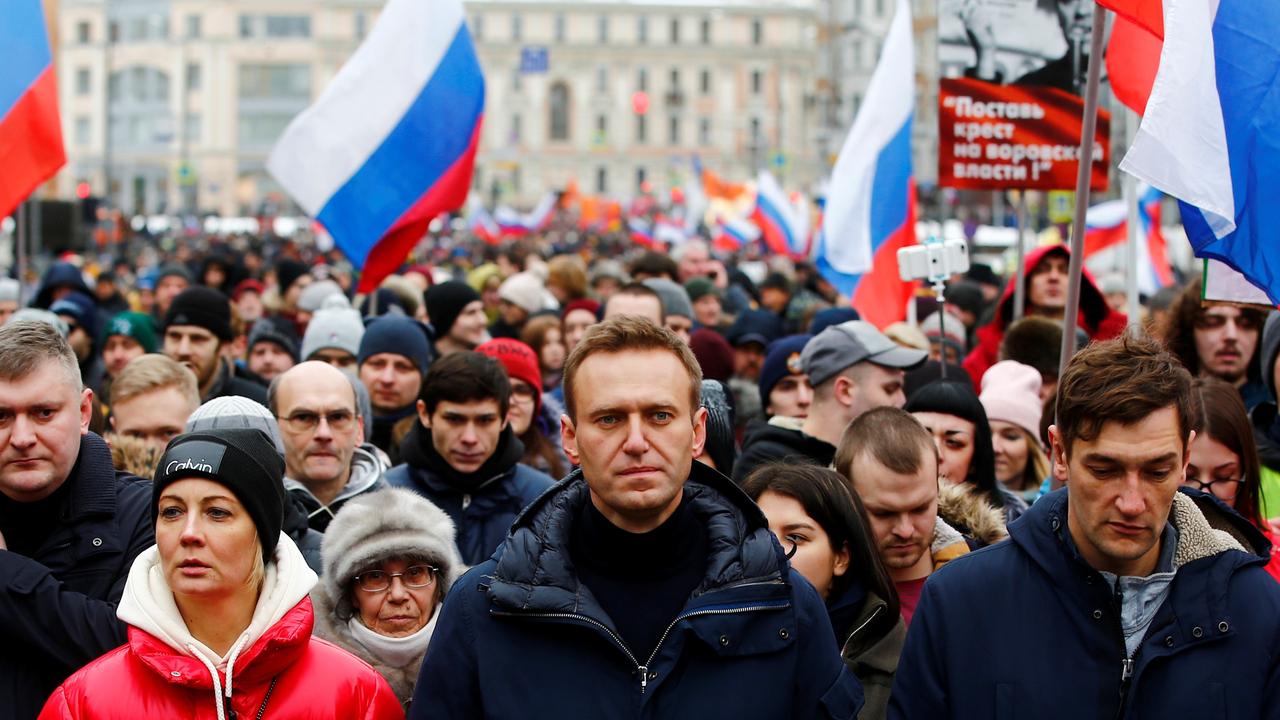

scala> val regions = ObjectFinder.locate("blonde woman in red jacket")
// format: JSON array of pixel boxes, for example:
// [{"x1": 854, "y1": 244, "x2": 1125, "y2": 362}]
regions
[{"x1": 40, "y1": 428, "x2": 402, "y2": 720}]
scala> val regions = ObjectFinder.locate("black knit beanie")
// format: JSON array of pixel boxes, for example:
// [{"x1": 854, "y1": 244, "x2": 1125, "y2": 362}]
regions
[
  {"x1": 276, "y1": 259, "x2": 309, "y2": 296},
  {"x1": 153, "y1": 428, "x2": 287, "y2": 562},
  {"x1": 700, "y1": 380, "x2": 737, "y2": 475},
  {"x1": 164, "y1": 286, "x2": 233, "y2": 341},
  {"x1": 425, "y1": 281, "x2": 482, "y2": 338},
  {"x1": 904, "y1": 380, "x2": 1000, "y2": 504}
]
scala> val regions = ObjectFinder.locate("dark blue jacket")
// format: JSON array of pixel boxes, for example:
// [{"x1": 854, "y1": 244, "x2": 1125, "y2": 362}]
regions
[
  {"x1": 409, "y1": 463, "x2": 863, "y2": 719},
  {"x1": 889, "y1": 487, "x2": 1280, "y2": 719},
  {"x1": 385, "y1": 453, "x2": 554, "y2": 566},
  {"x1": 0, "y1": 433, "x2": 154, "y2": 720}
]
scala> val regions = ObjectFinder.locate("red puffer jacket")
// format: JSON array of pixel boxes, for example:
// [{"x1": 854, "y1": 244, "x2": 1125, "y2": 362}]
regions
[{"x1": 39, "y1": 597, "x2": 403, "y2": 720}]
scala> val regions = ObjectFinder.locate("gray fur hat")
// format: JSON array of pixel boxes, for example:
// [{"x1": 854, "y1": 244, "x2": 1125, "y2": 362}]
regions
[{"x1": 316, "y1": 488, "x2": 464, "y2": 622}]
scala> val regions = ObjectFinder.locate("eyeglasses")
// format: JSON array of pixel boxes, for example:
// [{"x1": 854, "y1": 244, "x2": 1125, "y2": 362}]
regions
[
  {"x1": 353, "y1": 565, "x2": 439, "y2": 593},
  {"x1": 1184, "y1": 474, "x2": 1244, "y2": 493},
  {"x1": 278, "y1": 410, "x2": 355, "y2": 433}
]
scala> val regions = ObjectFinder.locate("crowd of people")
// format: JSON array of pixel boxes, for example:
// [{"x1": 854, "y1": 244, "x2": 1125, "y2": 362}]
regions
[{"x1": 1, "y1": 232, "x2": 1279, "y2": 719}]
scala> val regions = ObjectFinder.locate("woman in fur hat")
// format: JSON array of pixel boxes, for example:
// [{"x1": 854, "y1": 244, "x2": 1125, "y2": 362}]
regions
[{"x1": 312, "y1": 488, "x2": 463, "y2": 707}]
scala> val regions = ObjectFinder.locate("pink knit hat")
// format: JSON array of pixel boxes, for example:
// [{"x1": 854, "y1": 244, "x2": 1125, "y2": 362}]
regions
[{"x1": 979, "y1": 360, "x2": 1043, "y2": 439}]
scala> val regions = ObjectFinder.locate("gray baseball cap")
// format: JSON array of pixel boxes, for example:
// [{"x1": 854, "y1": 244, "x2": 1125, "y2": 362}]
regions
[{"x1": 801, "y1": 320, "x2": 927, "y2": 386}]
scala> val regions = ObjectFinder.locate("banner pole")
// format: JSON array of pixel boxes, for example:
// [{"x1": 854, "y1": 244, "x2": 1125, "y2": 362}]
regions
[
  {"x1": 1057, "y1": 10, "x2": 1108, "y2": 380},
  {"x1": 1013, "y1": 192, "x2": 1028, "y2": 321}
]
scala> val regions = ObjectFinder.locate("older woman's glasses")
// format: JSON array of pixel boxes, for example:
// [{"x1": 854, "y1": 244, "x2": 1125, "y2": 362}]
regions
[
  {"x1": 278, "y1": 410, "x2": 355, "y2": 433},
  {"x1": 354, "y1": 565, "x2": 439, "y2": 593}
]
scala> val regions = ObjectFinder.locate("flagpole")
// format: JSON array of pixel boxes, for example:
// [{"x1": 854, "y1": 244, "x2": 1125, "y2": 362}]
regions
[
  {"x1": 1058, "y1": 10, "x2": 1108, "y2": 380},
  {"x1": 1123, "y1": 109, "x2": 1141, "y2": 335},
  {"x1": 1013, "y1": 192, "x2": 1028, "y2": 321},
  {"x1": 16, "y1": 200, "x2": 28, "y2": 306}
]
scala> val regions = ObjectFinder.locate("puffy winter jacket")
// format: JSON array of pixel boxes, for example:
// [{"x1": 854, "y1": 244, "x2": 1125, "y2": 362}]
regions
[
  {"x1": 0, "y1": 432, "x2": 153, "y2": 720},
  {"x1": 386, "y1": 424, "x2": 554, "y2": 565},
  {"x1": 410, "y1": 463, "x2": 864, "y2": 719},
  {"x1": 40, "y1": 535, "x2": 402, "y2": 720},
  {"x1": 963, "y1": 244, "x2": 1127, "y2": 386},
  {"x1": 889, "y1": 488, "x2": 1280, "y2": 719}
]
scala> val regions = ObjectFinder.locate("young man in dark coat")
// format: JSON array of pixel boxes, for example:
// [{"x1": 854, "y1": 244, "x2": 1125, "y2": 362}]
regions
[
  {"x1": 411, "y1": 317, "x2": 863, "y2": 719},
  {"x1": 891, "y1": 334, "x2": 1280, "y2": 719},
  {"x1": 0, "y1": 321, "x2": 153, "y2": 719},
  {"x1": 386, "y1": 351, "x2": 554, "y2": 565}
]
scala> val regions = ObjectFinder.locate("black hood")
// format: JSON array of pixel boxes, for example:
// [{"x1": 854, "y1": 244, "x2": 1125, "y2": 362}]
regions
[{"x1": 400, "y1": 420, "x2": 525, "y2": 492}]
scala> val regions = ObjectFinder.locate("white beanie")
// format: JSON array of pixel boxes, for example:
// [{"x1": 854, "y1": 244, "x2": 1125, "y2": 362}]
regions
[
  {"x1": 302, "y1": 294, "x2": 365, "y2": 360},
  {"x1": 499, "y1": 272, "x2": 557, "y2": 315},
  {"x1": 185, "y1": 395, "x2": 286, "y2": 455}
]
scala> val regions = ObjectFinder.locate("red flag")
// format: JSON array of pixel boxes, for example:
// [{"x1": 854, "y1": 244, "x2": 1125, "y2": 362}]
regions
[
  {"x1": 1107, "y1": 14, "x2": 1163, "y2": 114},
  {"x1": 0, "y1": 2, "x2": 67, "y2": 219},
  {"x1": 1096, "y1": 0, "x2": 1163, "y2": 38}
]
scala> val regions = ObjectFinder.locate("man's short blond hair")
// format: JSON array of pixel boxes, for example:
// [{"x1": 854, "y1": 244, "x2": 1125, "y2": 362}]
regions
[
  {"x1": 109, "y1": 353, "x2": 200, "y2": 408},
  {"x1": 562, "y1": 316, "x2": 702, "y2": 423}
]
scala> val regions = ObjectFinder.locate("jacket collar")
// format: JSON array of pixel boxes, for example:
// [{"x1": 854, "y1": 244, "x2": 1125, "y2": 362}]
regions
[
  {"x1": 65, "y1": 432, "x2": 120, "y2": 519},
  {"x1": 487, "y1": 462, "x2": 789, "y2": 618},
  {"x1": 840, "y1": 591, "x2": 906, "y2": 675}
]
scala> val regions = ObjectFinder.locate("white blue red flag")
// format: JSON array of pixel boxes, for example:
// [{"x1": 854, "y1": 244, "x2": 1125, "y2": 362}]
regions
[
  {"x1": 1083, "y1": 187, "x2": 1174, "y2": 296},
  {"x1": 711, "y1": 216, "x2": 761, "y2": 253},
  {"x1": 815, "y1": 0, "x2": 916, "y2": 328},
  {"x1": 1112, "y1": 0, "x2": 1280, "y2": 302},
  {"x1": 752, "y1": 170, "x2": 804, "y2": 257},
  {"x1": 268, "y1": 0, "x2": 484, "y2": 292},
  {"x1": 0, "y1": 1, "x2": 65, "y2": 220}
]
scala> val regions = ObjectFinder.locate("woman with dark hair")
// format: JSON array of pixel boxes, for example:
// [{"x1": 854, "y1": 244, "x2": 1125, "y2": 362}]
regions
[
  {"x1": 743, "y1": 462, "x2": 903, "y2": 720},
  {"x1": 905, "y1": 380, "x2": 1025, "y2": 524},
  {"x1": 1187, "y1": 377, "x2": 1280, "y2": 580}
]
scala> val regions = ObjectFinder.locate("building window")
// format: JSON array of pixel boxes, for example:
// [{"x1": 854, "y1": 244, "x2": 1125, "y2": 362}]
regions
[
  {"x1": 876, "y1": 0, "x2": 886, "y2": 15},
  {"x1": 636, "y1": 114, "x2": 647, "y2": 144},
  {"x1": 636, "y1": 167, "x2": 646, "y2": 192},
  {"x1": 184, "y1": 113, "x2": 201, "y2": 142},
  {"x1": 596, "y1": 167, "x2": 607, "y2": 194},
  {"x1": 74, "y1": 116, "x2": 90, "y2": 145},
  {"x1": 596, "y1": 66, "x2": 608, "y2": 93},
  {"x1": 471, "y1": 14, "x2": 482, "y2": 40},
  {"x1": 108, "y1": 21, "x2": 119, "y2": 43},
  {"x1": 511, "y1": 14, "x2": 522, "y2": 41},
  {"x1": 549, "y1": 82, "x2": 570, "y2": 141},
  {"x1": 356, "y1": 12, "x2": 367, "y2": 40},
  {"x1": 555, "y1": 13, "x2": 566, "y2": 42},
  {"x1": 597, "y1": 15, "x2": 608, "y2": 43},
  {"x1": 670, "y1": 68, "x2": 680, "y2": 90},
  {"x1": 751, "y1": 18, "x2": 763, "y2": 46},
  {"x1": 76, "y1": 21, "x2": 91, "y2": 44},
  {"x1": 511, "y1": 113, "x2": 521, "y2": 142},
  {"x1": 699, "y1": 117, "x2": 711, "y2": 145},
  {"x1": 699, "y1": 69, "x2": 711, "y2": 94},
  {"x1": 75, "y1": 68, "x2": 91, "y2": 96},
  {"x1": 751, "y1": 70, "x2": 763, "y2": 95},
  {"x1": 637, "y1": 68, "x2": 648, "y2": 92},
  {"x1": 700, "y1": 17, "x2": 711, "y2": 44},
  {"x1": 186, "y1": 63, "x2": 201, "y2": 91},
  {"x1": 637, "y1": 15, "x2": 648, "y2": 44},
  {"x1": 239, "y1": 15, "x2": 253, "y2": 38},
  {"x1": 597, "y1": 114, "x2": 608, "y2": 134},
  {"x1": 513, "y1": 68, "x2": 522, "y2": 92},
  {"x1": 264, "y1": 16, "x2": 310, "y2": 38},
  {"x1": 669, "y1": 18, "x2": 679, "y2": 44},
  {"x1": 238, "y1": 64, "x2": 311, "y2": 100},
  {"x1": 186, "y1": 15, "x2": 201, "y2": 39},
  {"x1": 750, "y1": 117, "x2": 761, "y2": 143},
  {"x1": 668, "y1": 116, "x2": 680, "y2": 146}
]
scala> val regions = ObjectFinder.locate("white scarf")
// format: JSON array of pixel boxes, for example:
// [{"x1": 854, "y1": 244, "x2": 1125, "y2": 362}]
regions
[{"x1": 346, "y1": 608, "x2": 439, "y2": 668}]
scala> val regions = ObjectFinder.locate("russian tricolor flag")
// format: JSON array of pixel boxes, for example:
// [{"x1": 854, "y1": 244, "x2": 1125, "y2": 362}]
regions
[
  {"x1": 1083, "y1": 187, "x2": 1173, "y2": 296},
  {"x1": 752, "y1": 170, "x2": 804, "y2": 257},
  {"x1": 629, "y1": 218, "x2": 658, "y2": 248},
  {"x1": 1110, "y1": 0, "x2": 1280, "y2": 302},
  {"x1": 711, "y1": 216, "x2": 761, "y2": 253},
  {"x1": 0, "y1": 1, "x2": 66, "y2": 220},
  {"x1": 268, "y1": 0, "x2": 484, "y2": 293},
  {"x1": 815, "y1": 0, "x2": 916, "y2": 329}
]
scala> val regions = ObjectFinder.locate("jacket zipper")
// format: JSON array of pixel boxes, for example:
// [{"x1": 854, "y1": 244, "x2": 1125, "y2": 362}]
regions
[
  {"x1": 1111, "y1": 582, "x2": 1142, "y2": 720},
  {"x1": 498, "y1": 597, "x2": 789, "y2": 694}
]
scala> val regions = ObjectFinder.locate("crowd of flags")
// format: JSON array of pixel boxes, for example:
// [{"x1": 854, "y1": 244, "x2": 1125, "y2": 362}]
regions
[{"x1": 4, "y1": 0, "x2": 1279, "y2": 318}]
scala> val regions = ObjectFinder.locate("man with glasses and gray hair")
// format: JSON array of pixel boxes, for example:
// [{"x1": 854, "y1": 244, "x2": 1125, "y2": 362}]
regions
[
  {"x1": 0, "y1": 321, "x2": 153, "y2": 718},
  {"x1": 270, "y1": 361, "x2": 386, "y2": 532}
]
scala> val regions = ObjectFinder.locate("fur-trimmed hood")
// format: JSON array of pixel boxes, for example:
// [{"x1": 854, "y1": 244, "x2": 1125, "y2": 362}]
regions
[
  {"x1": 937, "y1": 480, "x2": 1009, "y2": 548},
  {"x1": 107, "y1": 433, "x2": 163, "y2": 480}
]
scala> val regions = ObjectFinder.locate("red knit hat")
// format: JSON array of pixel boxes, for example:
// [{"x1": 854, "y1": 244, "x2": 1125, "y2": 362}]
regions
[
  {"x1": 561, "y1": 298, "x2": 600, "y2": 321},
  {"x1": 476, "y1": 338, "x2": 542, "y2": 414}
]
